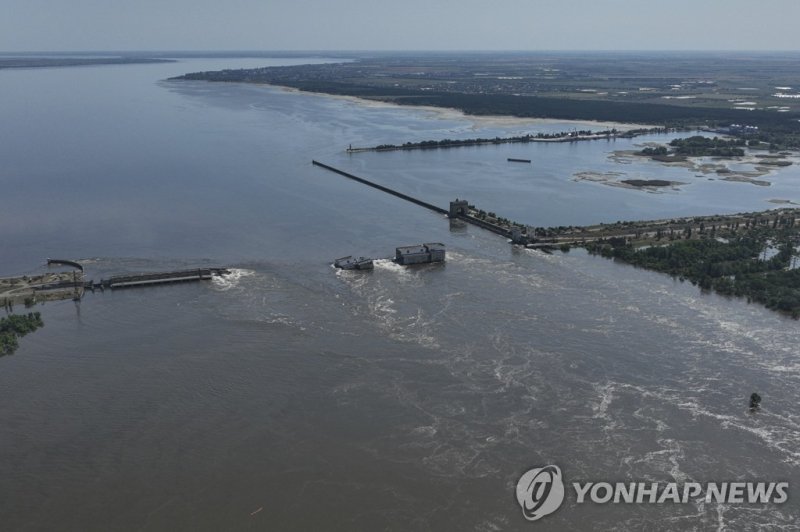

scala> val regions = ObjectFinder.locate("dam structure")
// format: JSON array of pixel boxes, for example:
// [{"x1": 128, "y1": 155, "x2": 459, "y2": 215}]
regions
[
  {"x1": 87, "y1": 268, "x2": 231, "y2": 290},
  {"x1": 2, "y1": 265, "x2": 231, "y2": 307},
  {"x1": 311, "y1": 160, "x2": 447, "y2": 215},
  {"x1": 311, "y1": 161, "x2": 512, "y2": 238}
]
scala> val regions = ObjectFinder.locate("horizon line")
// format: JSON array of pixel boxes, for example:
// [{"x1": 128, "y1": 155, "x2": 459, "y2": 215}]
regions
[{"x1": 2, "y1": 49, "x2": 800, "y2": 55}]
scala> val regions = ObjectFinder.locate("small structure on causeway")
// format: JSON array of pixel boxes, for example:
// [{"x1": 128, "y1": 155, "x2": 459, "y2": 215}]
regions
[
  {"x1": 510, "y1": 226, "x2": 527, "y2": 245},
  {"x1": 449, "y1": 199, "x2": 469, "y2": 218}
]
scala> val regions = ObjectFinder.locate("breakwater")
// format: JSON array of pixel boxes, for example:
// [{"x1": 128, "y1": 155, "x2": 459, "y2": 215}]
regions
[
  {"x1": 344, "y1": 128, "x2": 681, "y2": 154},
  {"x1": 345, "y1": 131, "x2": 618, "y2": 153},
  {"x1": 46, "y1": 259, "x2": 84, "y2": 271}
]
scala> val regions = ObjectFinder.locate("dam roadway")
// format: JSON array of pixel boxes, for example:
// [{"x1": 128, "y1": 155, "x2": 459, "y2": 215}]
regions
[{"x1": 311, "y1": 160, "x2": 800, "y2": 249}]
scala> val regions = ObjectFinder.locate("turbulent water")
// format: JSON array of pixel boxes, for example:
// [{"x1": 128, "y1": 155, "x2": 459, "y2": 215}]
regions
[{"x1": 0, "y1": 57, "x2": 798, "y2": 531}]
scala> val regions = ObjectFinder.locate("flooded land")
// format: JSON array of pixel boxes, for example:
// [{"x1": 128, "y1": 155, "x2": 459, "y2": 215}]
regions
[{"x1": 2, "y1": 54, "x2": 800, "y2": 531}]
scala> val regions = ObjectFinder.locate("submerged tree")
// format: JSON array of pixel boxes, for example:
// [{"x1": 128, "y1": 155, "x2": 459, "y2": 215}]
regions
[
  {"x1": 0, "y1": 312, "x2": 44, "y2": 356},
  {"x1": 749, "y1": 392, "x2": 762, "y2": 411}
]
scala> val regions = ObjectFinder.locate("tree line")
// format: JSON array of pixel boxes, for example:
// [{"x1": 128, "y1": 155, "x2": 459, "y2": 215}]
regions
[
  {"x1": 365, "y1": 130, "x2": 614, "y2": 151},
  {"x1": 587, "y1": 227, "x2": 800, "y2": 318}
]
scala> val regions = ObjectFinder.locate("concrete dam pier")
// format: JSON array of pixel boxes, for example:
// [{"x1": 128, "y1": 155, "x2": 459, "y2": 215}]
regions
[
  {"x1": 88, "y1": 268, "x2": 230, "y2": 290},
  {"x1": 2, "y1": 265, "x2": 231, "y2": 307}
]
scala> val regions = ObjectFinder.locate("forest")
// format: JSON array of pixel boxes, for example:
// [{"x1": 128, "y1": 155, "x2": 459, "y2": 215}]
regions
[
  {"x1": 174, "y1": 53, "x2": 800, "y2": 135},
  {"x1": 587, "y1": 227, "x2": 800, "y2": 318}
]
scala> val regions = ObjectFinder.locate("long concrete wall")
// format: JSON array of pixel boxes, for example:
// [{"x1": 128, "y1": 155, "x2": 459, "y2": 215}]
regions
[
  {"x1": 312, "y1": 161, "x2": 449, "y2": 215},
  {"x1": 46, "y1": 259, "x2": 84, "y2": 271},
  {"x1": 312, "y1": 160, "x2": 512, "y2": 239}
]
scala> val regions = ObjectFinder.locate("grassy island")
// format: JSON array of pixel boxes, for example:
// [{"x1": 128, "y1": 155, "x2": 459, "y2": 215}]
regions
[
  {"x1": 639, "y1": 135, "x2": 747, "y2": 159},
  {"x1": 671, "y1": 136, "x2": 746, "y2": 157}
]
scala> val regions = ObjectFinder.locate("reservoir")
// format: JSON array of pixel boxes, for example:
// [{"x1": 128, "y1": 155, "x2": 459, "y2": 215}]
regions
[{"x1": 0, "y1": 56, "x2": 798, "y2": 530}]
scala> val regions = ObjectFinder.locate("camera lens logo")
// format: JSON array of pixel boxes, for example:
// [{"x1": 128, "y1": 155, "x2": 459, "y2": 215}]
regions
[{"x1": 516, "y1": 465, "x2": 565, "y2": 521}]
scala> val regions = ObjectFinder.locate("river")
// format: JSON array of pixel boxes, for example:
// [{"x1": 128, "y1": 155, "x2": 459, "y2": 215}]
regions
[{"x1": 0, "y1": 56, "x2": 798, "y2": 531}]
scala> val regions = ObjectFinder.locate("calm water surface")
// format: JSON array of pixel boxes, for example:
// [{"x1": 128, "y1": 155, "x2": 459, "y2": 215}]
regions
[{"x1": 0, "y1": 57, "x2": 798, "y2": 531}]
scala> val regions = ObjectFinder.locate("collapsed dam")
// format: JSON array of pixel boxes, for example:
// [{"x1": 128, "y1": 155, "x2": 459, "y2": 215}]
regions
[{"x1": 1, "y1": 265, "x2": 231, "y2": 307}]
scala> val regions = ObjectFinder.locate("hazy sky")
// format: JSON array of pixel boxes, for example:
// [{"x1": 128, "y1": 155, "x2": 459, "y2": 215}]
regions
[{"x1": 2, "y1": 0, "x2": 799, "y2": 52}]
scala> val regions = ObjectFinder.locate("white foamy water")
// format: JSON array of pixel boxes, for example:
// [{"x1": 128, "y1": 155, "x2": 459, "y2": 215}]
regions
[{"x1": 211, "y1": 268, "x2": 255, "y2": 291}]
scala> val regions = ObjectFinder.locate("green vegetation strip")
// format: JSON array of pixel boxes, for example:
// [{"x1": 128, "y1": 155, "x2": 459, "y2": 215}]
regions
[
  {"x1": 349, "y1": 128, "x2": 676, "y2": 152},
  {"x1": 640, "y1": 136, "x2": 750, "y2": 159},
  {"x1": 586, "y1": 227, "x2": 800, "y2": 318},
  {"x1": 359, "y1": 130, "x2": 609, "y2": 151}
]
